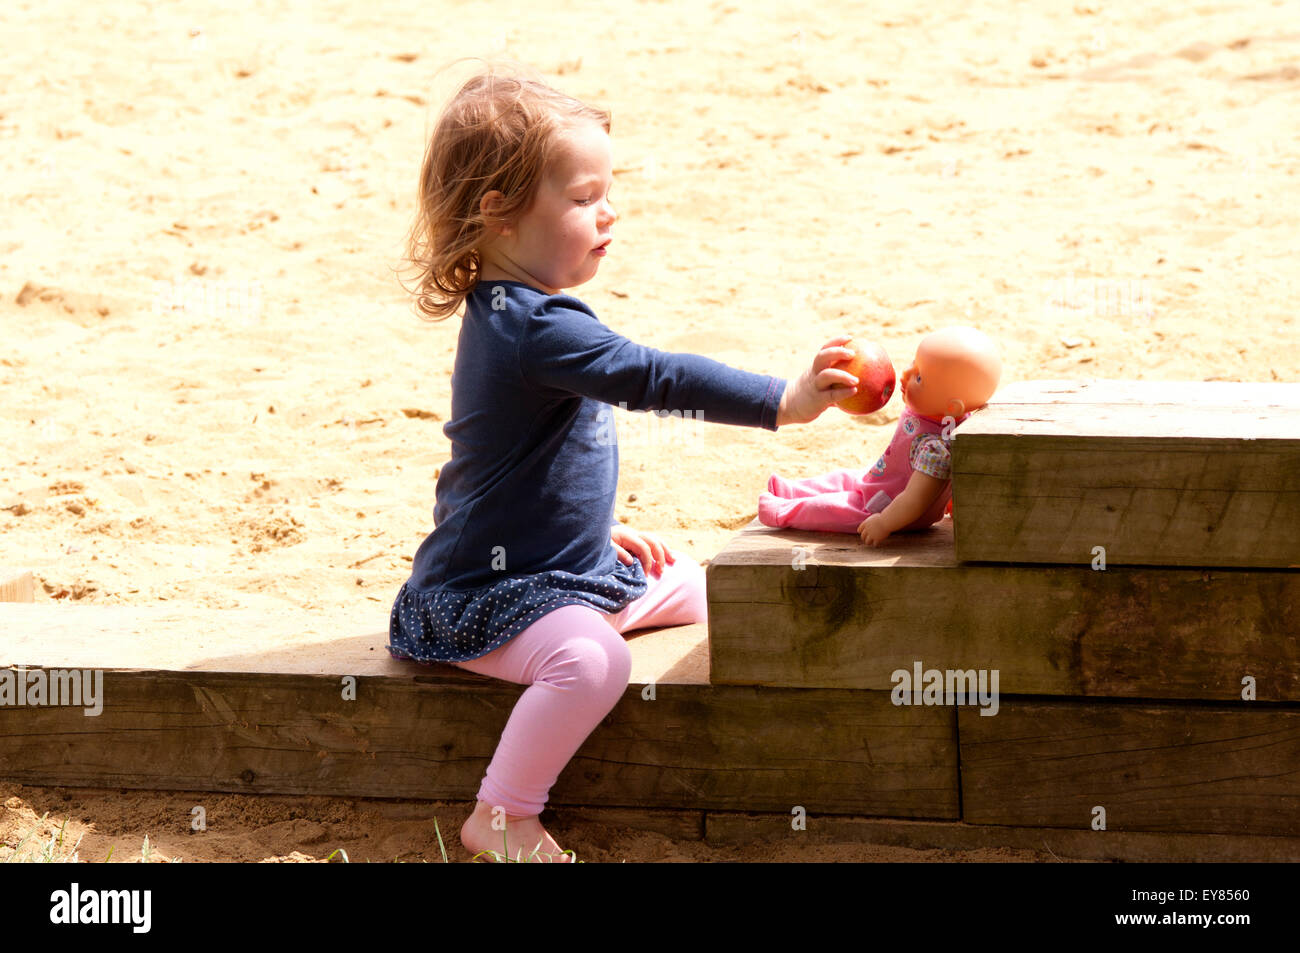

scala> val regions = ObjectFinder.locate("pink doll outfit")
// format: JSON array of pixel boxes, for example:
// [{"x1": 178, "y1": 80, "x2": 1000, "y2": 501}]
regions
[{"x1": 758, "y1": 407, "x2": 964, "y2": 533}]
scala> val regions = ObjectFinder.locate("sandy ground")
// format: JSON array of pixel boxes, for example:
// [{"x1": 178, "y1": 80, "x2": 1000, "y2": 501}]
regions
[
  {"x1": 2, "y1": 784, "x2": 1064, "y2": 863},
  {"x1": 1, "y1": 0, "x2": 1296, "y2": 861}
]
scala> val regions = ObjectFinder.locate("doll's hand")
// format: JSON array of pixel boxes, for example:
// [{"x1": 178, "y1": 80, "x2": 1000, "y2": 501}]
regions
[
  {"x1": 857, "y1": 513, "x2": 892, "y2": 547},
  {"x1": 776, "y1": 336, "x2": 861, "y2": 427},
  {"x1": 611, "y1": 524, "x2": 675, "y2": 577}
]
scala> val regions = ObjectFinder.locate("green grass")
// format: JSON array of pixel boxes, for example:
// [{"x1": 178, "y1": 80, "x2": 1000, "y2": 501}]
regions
[
  {"x1": 1, "y1": 812, "x2": 178, "y2": 863},
  {"x1": 6, "y1": 809, "x2": 579, "y2": 864},
  {"x1": 325, "y1": 815, "x2": 580, "y2": 863},
  {"x1": 470, "y1": 819, "x2": 581, "y2": 863},
  {"x1": 470, "y1": 845, "x2": 581, "y2": 863}
]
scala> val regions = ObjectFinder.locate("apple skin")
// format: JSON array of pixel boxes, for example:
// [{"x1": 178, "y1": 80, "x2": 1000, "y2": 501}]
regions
[{"x1": 834, "y1": 339, "x2": 896, "y2": 415}]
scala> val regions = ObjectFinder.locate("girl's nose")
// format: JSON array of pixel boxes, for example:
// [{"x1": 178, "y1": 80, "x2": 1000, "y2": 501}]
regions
[{"x1": 600, "y1": 198, "x2": 617, "y2": 224}]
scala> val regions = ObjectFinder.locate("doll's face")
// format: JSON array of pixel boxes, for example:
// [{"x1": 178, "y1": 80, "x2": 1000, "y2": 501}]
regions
[
  {"x1": 900, "y1": 346, "x2": 963, "y2": 419},
  {"x1": 900, "y1": 329, "x2": 1002, "y2": 420}
]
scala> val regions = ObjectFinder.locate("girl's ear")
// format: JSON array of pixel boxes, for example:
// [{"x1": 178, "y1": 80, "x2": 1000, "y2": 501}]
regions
[
  {"x1": 947, "y1": 397, "x2": 967, "y2": 418},
  {"x1": 480, "y1": 191, "x2": 511, "y2": 237}
]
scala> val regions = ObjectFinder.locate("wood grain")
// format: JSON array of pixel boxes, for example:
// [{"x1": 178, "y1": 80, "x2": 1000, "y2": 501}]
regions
[
  {"x1": 0, "y1": 606, "x2": 955, "y2": 816},
  {"x1": 702, "y1": 812, "x2": 1300, "y2": 861},
  {"x1": 950, "y1": 379, "x2": 1300, "y2": 568},
  {"x1": 0, "y1": 671, "x2": 955, "y2": 815},
  {"x1": 959, "y1": 700, "x2": 1300, "y2": 836},
  {"x1": 707, "y1": 520, "x2": 1300, "y2": 699}
]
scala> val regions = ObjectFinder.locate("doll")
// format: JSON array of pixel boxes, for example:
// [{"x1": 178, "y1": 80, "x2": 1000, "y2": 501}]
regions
[{"x1": 758, "y1": 326, "x2": 1002, "y2": 546}]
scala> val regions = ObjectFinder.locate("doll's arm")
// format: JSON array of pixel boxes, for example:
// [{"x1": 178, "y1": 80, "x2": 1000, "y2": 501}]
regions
[{"x1": 857, "y1": 470, "x2": 947, "y2": 546}]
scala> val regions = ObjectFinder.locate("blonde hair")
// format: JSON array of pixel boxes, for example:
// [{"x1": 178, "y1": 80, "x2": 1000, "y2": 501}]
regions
[{"x1": 403, "y1": 67, "x2": 611, "y2": 321}]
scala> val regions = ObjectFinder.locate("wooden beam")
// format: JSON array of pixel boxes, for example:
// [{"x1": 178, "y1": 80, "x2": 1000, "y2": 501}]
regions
[
  {"x1": 950, "y1": 379, "x2": 1300, "y2": 568},
  {"x1": 706, "y1": 520, "x2": 1300, "y2": 700},
  {"x1": 702, "y1": 812, "x2": 1300, "y2": 862},
  {"x1": 0, "y1": 569, "x2": 33, "y2": 603},
  {"x1": 0, "y1": 604, "x2": 706, "y2": 683},
  {"x1": 959, "y1": 700, "x2": 1300, "y2": 837},
  {"x1": 546, "y1": 805, "x2": 706, "y2": 842},
  {"x1": 0, "y1": 606, "x2": 957, "y2": 818},
  {"x1": 985, "y1": 379, "x2": 1298, "y2": 408}
]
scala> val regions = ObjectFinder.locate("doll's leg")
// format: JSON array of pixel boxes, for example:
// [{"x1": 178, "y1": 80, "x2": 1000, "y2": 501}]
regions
[
  {"x1": 758, "y1": 488, "x2": 869, "y2": 533},
  {"x1": 452, "y1": 604, "x2": 631, "y2": 855},
  {"x1": 767, "y1": 468, "x2": 866, "y2": 498},
  {"x1": 602, "y1": 552, "x2": 707, "y2": 633}
]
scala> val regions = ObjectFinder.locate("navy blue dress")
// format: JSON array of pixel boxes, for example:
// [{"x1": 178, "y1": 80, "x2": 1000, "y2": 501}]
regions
[{"x1": 388, "y1": 281, "x2": 785, "y2": 663}]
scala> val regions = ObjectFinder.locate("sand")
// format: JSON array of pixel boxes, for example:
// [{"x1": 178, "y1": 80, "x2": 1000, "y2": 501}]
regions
[{"x1": 1, "y1": 0, "x2": 1296, "y2": 861}]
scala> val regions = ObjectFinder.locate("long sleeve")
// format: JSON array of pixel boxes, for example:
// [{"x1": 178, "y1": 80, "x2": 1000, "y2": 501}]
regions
[{"x1": 518, "y1": 294, "x2": 786, "y2": 431}]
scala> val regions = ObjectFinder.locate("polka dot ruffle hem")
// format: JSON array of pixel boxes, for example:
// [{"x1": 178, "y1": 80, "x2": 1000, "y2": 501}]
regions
[{"x1": 387, "y1": 560, "x2": 648, "y2": 663}]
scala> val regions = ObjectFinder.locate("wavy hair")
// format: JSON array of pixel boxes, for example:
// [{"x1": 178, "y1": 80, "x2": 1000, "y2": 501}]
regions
[{"x1": 403, "y1": 67, "x2": 611, "y2": 320}]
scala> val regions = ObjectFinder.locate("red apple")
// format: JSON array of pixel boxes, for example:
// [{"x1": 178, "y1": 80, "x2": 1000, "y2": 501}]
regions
[{"x1": 834, "y1": 339, "x2": 896, "y2": 415}]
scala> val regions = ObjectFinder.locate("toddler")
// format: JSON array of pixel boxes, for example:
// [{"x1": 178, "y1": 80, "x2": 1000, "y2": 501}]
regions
[{"x1": 389, "y1": 68, "x2": 860, "y2": 860}]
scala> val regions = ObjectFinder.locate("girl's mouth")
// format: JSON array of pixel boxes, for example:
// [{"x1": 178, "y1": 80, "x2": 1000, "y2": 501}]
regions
[{"x1": 593, "y1": 239, "x2": 611, "y2": 256}]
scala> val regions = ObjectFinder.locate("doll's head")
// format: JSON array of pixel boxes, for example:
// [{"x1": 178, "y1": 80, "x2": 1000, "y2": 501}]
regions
[
  {"x1": 900, "y1": 326, "x2": 1001, "y2": 421},
  {"x1": 404, "y1": 67, "x2": 612, "y2": 320}
]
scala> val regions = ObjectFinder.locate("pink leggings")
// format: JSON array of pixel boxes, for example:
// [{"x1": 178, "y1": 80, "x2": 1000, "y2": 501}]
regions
[{"x1": 451, "y1": 555, "x2": 707, "y2": 816}]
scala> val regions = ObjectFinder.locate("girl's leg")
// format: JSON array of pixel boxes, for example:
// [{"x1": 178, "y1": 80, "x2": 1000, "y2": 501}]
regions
[
  {"x1": 767, "y1": 468, "x2": 866, "y2": 499},
  {"x1": 757, "y1": 488, "x2": 869, "y2": 533},
  {"x1": 451, "y1": 555, "x2": 705, "y2": 858},
  {"x1": 452, "y1": 603, "x2": 631, "y2": 859},
  {"x1": 601, "y1": 552, "x2": 707, "y2": 633}
]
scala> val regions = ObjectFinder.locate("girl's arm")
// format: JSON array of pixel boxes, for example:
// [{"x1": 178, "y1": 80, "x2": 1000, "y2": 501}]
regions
[
  {"x1": 520, "y1": 296, "x2": 856, "y2": 430},
  {"x1": 857, "y1": 470, "x2": 947, "y2": 546}
]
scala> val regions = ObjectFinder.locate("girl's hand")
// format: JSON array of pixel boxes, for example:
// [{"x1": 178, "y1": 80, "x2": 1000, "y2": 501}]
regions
[
  {"x1": 611, "y1": 524, "x2": 675, "y2": 577},
  {"x1": 776, "y1": 336, "x2": 860, "y2": 427}
]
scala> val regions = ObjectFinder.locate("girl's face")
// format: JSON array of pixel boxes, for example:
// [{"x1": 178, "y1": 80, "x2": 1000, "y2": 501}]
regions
[{"x1": 484, "y1": 120, "x2": 616, "y2": 294}]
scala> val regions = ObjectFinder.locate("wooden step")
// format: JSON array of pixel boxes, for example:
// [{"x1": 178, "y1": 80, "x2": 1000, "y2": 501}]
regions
[
  {"x1": 0, "y1": 605, "x2": 955, "y2": 817},
  {"x1": 706, "y1": 519, "x2": 1300, "y2": 699},
  {"x1": 950, "y1": 379, "x2": 1300, "y2": 568},
  {"x1": 959, "y1": 699, "x2": 1300, "y2": 837},
  {"x1": 703, "y1": 812, "x2": 1300, "y2": 861}
]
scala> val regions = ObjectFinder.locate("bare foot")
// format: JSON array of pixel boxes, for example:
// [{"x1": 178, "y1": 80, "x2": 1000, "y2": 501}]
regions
[{"x1": 459, "y1": 800, "x2": 572, "y2": 863}]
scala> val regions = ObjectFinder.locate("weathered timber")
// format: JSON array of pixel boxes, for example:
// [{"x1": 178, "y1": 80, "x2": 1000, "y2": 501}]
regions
[
  {"x1": 0, "y1": 606, "x2": 956, "y2": 817},
  {"x1": 702, "y1": 812, "x2": 1300, "y2": 861},
  {"x1": 950, "y1": 379, "x2": 1300, "y2": 568},
  {"x1": 707, "y1": 519, "x2": 1300, "y2": 699},
  {"x1": 959, "y1": 700, "x2": 1300, "y2": 837}
]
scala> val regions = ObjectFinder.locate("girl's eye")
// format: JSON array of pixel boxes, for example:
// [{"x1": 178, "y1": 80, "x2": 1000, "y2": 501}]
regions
[{"x1": 574, "y1": 198, "x2": 592, "y2": 206}]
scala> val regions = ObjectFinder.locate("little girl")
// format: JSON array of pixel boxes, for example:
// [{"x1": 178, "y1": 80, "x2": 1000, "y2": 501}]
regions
[{"x1": 389, "y1": 68, "x2": 860, "y2": 861}]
